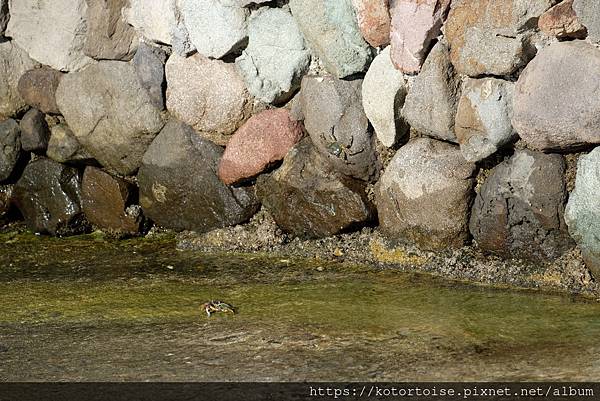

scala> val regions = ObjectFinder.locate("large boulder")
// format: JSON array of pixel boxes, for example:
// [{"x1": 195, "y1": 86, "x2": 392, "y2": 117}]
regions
[
  {"x1": 257, "y1": 139, "x2": 375, "y2": 239},
  {"x1": 445, "y1": 0, "x2": 556, "y2": 77},
  {"x1": 573, "y1": 0, "x2": 600, "y2": 43},
  {"x1": 166, "y1": 53, "x2": 254, "y2": 145},
  {"x1": 0, "y1": 119, "x2": 21, "y2": 182},
  {"x1": 512, "y1": 41, "x2": 600, "y2": 152},
  {"x1": 138, "y1": 121, "x2": 259, "y2": 232},
  {"x1": 84, "y1": 0, "x2": 138, "y2": 61},
  {"x1": 389, "y1": 0, "x2": 451, "y2": 74},
  {"x1": 179, "y1": 0, "x2": 248, "y2": 59},
  {"x1": 82, "y1": 167, "x2": 144, "y2": 235},
  {"x1": 17, "y1": 67, "x2": 63, "y2": 114},
  {"x1": 235, "y1": 7, "x2": 310, "y2": 105},
  {"x1": 19, "y1": 109, "x2": 50, "y2": 153},
  {"x1": 402, "y1": 41, "x2": 460, "y2": 143},
  {"x1": 56, "y1": 60, "x2": 165, "y2": 175},
  {"x1": 538, "y1": 0, "x2": 587, "y2": 39},
  {"x1": 362, "y1": 46, "x2": 408, "y2": 148},
  {"x1": 455, "y1": 78, "x2": 516, "y2": 162},
  {"x1": 289, "y1": 0, "x2": 373, "y2": 78},
  {"x1": 0, "y1": 41, "x2": 39, "y2": 119},
  {"x1": 300, "y1": 75, "x2": 379, "y2": 181},
  {"x1": 12, "y1": 158, "x2": 89, "y2": 236},
  {"x1": 352, "y1": 0, "x2": 391, "y2": 48},
  {"x1": 218, "y1": 109, "x2": 304, "y2": 185},
  {"x1": 565, "y1": 148, "x2": 600, "y2": 277},
  {"x1": 376, "y1": 138, "x2": 476, "y2": 250},
  {"x1": 470, "y1": 150, "x2": 573, "y2": 261},
  {"x1": 6, "y1": 0, "x2": 93, "y2": 71},
  {"x1": 132, "y1": 42, "x2": 168, "y2": 110},
  {"x1": 123, "y1": 0, "x2": 193, "y2": 55}
]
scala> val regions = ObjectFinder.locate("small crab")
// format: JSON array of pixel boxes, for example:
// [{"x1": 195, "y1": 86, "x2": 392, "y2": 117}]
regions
[
  {"x1": 201, "y1": 300, "x2": 236, "y2": 317},
  {"x1": 320, "y1": 127, "x2": 364, "y2": 162}
]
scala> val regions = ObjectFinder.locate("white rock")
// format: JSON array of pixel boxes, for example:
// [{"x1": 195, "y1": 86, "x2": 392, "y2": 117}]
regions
[
  {"x1": 6, "y1": 0, "x2": 93, "y2": 71},
  {"x1": 235, "y1": 7, "x2": 310, "y2": 104},
  {"x1": 362, "y1": 46, "x2": 408, "y2": 147},
  {"x1": 179, "y1": 0, "x2": 248, "y2": 59}
]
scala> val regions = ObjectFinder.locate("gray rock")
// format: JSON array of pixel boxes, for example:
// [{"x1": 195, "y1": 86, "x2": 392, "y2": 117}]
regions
[
  {"x1": 12, "y1": 158, "x2": 89, "y2": 236},
  {"x1": 470, "y1": 150, "x2": 573, "y2": 261},
  {"x1": 0, "y1": 184, "x2": 13, "y2": 221},
  {"x1": 138, "y1": 121, "x2": 259, "y2": 232},
  {"x1": 300, "y1": 75, "x2": 379, "y2": 181},
  {"x1": 362, "y1": 46, "x2": 408, "y2": 148},
  {"x1": 238, "y1": 0, "x2": 271, "y2": 6},
  {"x1": 17, "y1": 66, "x2": 63, "y2": 114},
  {"x1": 56, "y1": 61, "x2": 165, "y2": 175},
  {"x1": 376, "y1": 137, "x2": 476, "y2": 250},
  {"x1": 573, "y1": 0, "x2": 600, "y2": 43},
  {"x1": 47, "y1": 124, "x2": 94, "y2": 164},
  {"x1": 133, "y1": 42, "x2": 167, "y2": 110},
  {"x1": 402, "y1": 41, "x2": 460, "y2": 143},
  {"x1": 179, "y1": 0, "x2": 248, "y2": 59},
  {"x1": 289, "y1": 0, "x2": 373, "y2": 78},
  {"x1": 0, "y1": 119, "x2": 20, "y2": 182},
  {"x1": 166, "y1": 53, "x2": 253, "y2": 145},
  {"x1": 19, "y1": 109, "x2": 49, "y2": 153},
  {"x1": 257, "y1": 139, "x2": 375, "y2": 239},
  {"x1": 0, "y1": 0, "x2": 8, "y2": 36},
  {"x1": 0, "y1": 41, "x2": 38, "y2": 119},
  {"x1": 564, "y1": 148, "x2": 600, "y2": 277},
  {"x1": 512, "y1": 41, "x2": 600, "y2": 151},
  {"x1": 84, "y1": 0, "x2": 138, "y2": 61},
  {"x1": 6, "y1": 0, "x2": 93, "y2": 71},
  {"x1": 235, "y1": 7, "x2": 310, "y2": 104},
  {"x1": 455, "y1": 78, "x2": 516, "y2": 162}
]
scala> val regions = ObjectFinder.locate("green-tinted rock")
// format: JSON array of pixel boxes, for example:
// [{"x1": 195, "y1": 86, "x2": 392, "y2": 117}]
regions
[{"x1": 289, "y1": 0, "x2": 372, "y2": 78}]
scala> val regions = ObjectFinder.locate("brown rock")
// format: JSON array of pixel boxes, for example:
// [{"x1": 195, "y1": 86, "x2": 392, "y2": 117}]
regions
[
  {"x1": 17, "y1": 67, "x2": 64, "y2": 114},
  {"x1": 218, "y1": 109, "x2": 304, "y2": 185},
  {"x1": 82, "y1": 167, "x2": 143, "y2": 235},
  {"x1": 352, "y1": 0, "x2": 392, "y2": 48},
  {"x1": 538, "y1": 0, "x2": 587, "y2": 39},
  {"x1": 20, "y1": 109, "x2": 50, "y2": 153},
  {"x1": 84, "y1": 0, "x2": 138, "y2": 61}
]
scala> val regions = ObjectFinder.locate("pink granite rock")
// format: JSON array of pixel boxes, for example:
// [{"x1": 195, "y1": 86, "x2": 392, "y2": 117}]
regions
[
  {"x1": 389, "y1": 0, "x2": 451, "y2": 74},
  {"x1": 352, "y1": 0, "x2": 392, "y2": 48},
  {"x1": 218, "y1": 109, "x2": 304, "y2": 185},
  {"x1": 538, "y1": 0, "x2": 586, "y2": 39}
]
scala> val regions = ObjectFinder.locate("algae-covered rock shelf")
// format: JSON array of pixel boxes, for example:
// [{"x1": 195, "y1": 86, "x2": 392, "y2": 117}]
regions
[{"x1": 0, "y1": 0, "x2": 599, "y2": 292}]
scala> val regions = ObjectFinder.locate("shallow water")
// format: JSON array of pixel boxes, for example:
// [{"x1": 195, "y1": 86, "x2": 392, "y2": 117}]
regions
[{"x1": 1, "y1": 232, "x2": 599, "y2": 381}]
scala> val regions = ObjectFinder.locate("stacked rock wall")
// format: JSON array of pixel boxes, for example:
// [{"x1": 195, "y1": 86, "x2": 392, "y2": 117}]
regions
[{"x1": 1, "y1": 0, "x2": 600, "y2": 278}]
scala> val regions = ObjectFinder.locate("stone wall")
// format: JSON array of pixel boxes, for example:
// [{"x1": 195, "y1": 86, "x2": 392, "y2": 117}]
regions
[{"x1": 1, "y1": 0, "x2": 600, "y2": 277}]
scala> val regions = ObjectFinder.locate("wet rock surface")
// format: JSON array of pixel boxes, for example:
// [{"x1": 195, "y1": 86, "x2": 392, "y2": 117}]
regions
[
  {"x1": 0, "y1": 41, "x2": 39, "y2": 119},
  {"x1": 352, "y1": 0, "x2": 391, "y2": 48},
  {"x1": 138, "y1": 121, "x2": 259, "y2": 232},
  {"x1": 402, "y1": 42, "x2": 460, "y2": 143},
  {"x1": 362, "y1": 46, "x2": 408, "y2": 148},
  {"x1": 19, "y1": 109, "x2": 50, "y2": 153},
  {"x1": 17, "y1": 66, "x2": 63, "y2": 114},
  {"x1": 389, "y1": 0, "x2": 451, "y2": 74},
  {"x1": 257, "y1": 139, "x2": 375, "y2": 239},
  {"x1": 166, "y1": 53, "x2": 253, "y2": 146},
  {"x1": 0, "y1": 119, "x2": 21, "y2": 182},
  {"x1": 289, "y1": 0, "x2": 373, "y2": 78},
  {"x1": 6, "y1": 0, "x2": 93, "y2": 71},
  {"x1": 470, "y1": 150, "x2": 574, "y2": 261},
  {"x1": 565, "y1": 148, "x2": 600, "y2": 277},
  {"x1": 84, "y1": 0, "x2": 138, "y2": 61},
  {"x1": 377, "y1": 137, "x2": 476, "y2": 250},
  {"x1": 235, "y1": 7, "x2": 310, "y2": 105},
  {"x1": 300, "y1": 75, "x2": 379, "y2": 181},
  {"x1": 56, "y1": 60, "x2": 165, "y2": 175},
  {"x1": 455, "y1": 78, "x2": 516, "y2": 163},
  {"x1": 0, "y1": 184, "x2": 13, "y2": 220},
  {"x1": 81, "y1": 167, "x2": 143, "y2": 235},
  {"x1": 12, "y1": 158, "x2": 88, "y2": 236},
  {"x1": 218, "y1": 109, "x2": 304, "y2": 185},
  {"x1": 512, "y1": 41, "x2": 600, "y2": 151}
]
